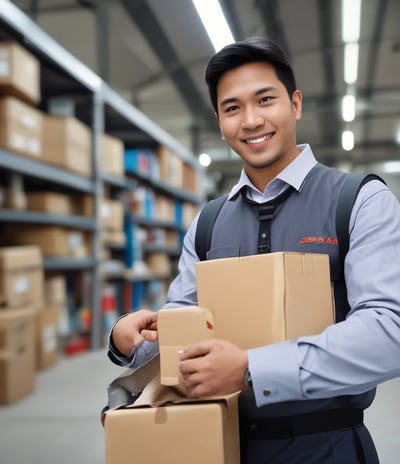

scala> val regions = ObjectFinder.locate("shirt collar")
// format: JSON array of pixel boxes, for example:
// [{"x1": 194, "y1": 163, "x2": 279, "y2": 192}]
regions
[{"x1": 228, "y1": 144, "x2": 317, "y2": 200}]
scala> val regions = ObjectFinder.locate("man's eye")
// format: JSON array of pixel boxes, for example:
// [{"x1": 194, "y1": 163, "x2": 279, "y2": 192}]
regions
[
  {"x1": 225, "y1": 105, "x2": 239, "y2": 112},
  {"x1": 260, "y1": 96, "x2": 273, "y2": 103}
]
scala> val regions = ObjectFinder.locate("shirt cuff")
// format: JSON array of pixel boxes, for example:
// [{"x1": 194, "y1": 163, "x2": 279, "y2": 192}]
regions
[{"x1": 248, "y1": 339, "x2": 302, "y2": 407}]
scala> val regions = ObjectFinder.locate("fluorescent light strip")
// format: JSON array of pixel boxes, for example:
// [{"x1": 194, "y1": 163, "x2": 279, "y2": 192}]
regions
[
  {"x1": 342, "y1": 130, "x2": 355, "y2": 151},
  {"x1": 193, "y1": 0, "x2": 235, "y2": 52},
  {"x1": 342, "y1": 0, "x2": 361, "y2": 43},
  {"x1": 342, "y1": 94, "x2": 356, "y2": 122},
  {"x1": 344, "y1": 42, "x2": 359, "y2": 84}
]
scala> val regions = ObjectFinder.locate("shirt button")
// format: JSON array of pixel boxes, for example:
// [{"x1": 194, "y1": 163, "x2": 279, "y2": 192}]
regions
[{"x1": 263, "y1": 389, "x2": 271, "y2": 396}]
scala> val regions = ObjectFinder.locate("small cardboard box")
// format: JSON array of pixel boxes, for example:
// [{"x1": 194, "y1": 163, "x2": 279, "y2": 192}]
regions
[
  {"x1": 196, "y1": 252, "x2": 334, "y2": 349},
  {"x1": 0, "y1": 41, "x2": 40, "y2": 104},
  {"x1": 26, "y1": 191, "x2": 73, "y2": 215},
  {"x1": 42, "y1": 115, "x2": 92, "y2": 178},
  {"x1": 100, "y1": 199, "x2": 124, "y2": 231},
  {"x1": 0, "y1": 246, "x2": 44, "y2": 309},
  {"x1": 104, "y1": 375, "x2": 240, "y2": 464},
  {"x1": 0, "y1": 95, "x2": 43, "y2": 159},
  {"x1": 100, "y1": 133, "x2": 124, "y2": 177},
  {"x1": 35, "y1": 306, "x2": 60, "y2": 370},
  {"x1": 44, "y1": 274, "x2": 67, "y2": 307},
  {"x1": 0, "y1": 305, "x2": 36, "y2": 405},
  {"x1": 158, "y1": 306, "x2": 214, "y2": 387}
]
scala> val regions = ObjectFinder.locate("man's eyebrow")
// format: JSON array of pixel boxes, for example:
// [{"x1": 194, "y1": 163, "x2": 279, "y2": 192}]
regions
[{"x1": 219, "y1": 86, "x2": 278, "y2": 108}]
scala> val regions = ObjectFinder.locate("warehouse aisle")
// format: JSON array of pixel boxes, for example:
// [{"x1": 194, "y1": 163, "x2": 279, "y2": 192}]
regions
[{"x1": 0, "y1": 349, "x2": 399, "y2": 464}]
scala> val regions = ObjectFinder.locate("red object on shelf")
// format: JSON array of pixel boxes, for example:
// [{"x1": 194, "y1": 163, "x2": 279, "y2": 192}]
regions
[{"x1": 63, "y1": 335, "x2": 90, "y2": 356}]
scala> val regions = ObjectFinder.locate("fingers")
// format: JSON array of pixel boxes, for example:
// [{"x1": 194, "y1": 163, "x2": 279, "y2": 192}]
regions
[
  {"x1": 179, "y1": 340, "x2": 212, "y2": 361},
  {"x1": 140, "y1": 329, "x2": 158, "y2": 342}
]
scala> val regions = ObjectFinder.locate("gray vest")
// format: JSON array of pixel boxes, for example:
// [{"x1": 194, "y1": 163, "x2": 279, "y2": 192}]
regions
[{"x1": 207, "y1": 163, "x2": 376, "y2": 417}]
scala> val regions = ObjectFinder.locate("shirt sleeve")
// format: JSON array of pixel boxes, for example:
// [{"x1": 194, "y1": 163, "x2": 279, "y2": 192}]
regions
[{"x1": 249, "y1": 180, "x2": 400, "y2": 407}]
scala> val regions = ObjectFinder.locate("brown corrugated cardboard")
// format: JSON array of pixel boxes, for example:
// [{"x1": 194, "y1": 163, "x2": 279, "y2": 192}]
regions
[
  {"x1": 100, "y1": 199, "x2": 124, "y2": 231},
  {"x1": 104, "y1": 375, "x2": 240, "y2": 464},
  {"x1": 27, "y1": 191, "x2": 72, "y2": 215},
  {"x1": 0, "y1": 42, "x2": 40, "y2": 104},
  {"x1": 100, "y1": 133, "x2": 124, "y2": 177},
  {"x1": 0, "y1": 305, "x2": 36, "y2": 405},
  {"x1": 0, "y1": 95, "x2": 43, "y2": 159},
  {"x1": 196, "y1": 252, "x2": 334, "y2": 349},
  {"x1": 158, "y1": 306, "x2": 214, "y2": 387},
  {"x1": 42, "y1": 115, "x2": 92, "y2": 177},
  {"x1": 0, "y1": 246, "x2": 44, "y2": 309},
  {"x1": 3, "y1": 225, "x2": 91, "y2": 257},
  {"x1": 44, "y1": 274, "x2": 67, "y2": 307},
  {"x1": 35, "y1": 307, "x2": 60, "y2": 370}
]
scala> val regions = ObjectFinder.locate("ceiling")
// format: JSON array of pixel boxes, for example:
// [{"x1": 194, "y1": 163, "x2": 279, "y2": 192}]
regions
[{"x1": 6, "y1": 0, "x2": 400, "y2": 196}]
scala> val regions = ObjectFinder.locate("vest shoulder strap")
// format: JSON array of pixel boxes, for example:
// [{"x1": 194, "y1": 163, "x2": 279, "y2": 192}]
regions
[{"x1": 195, "y1": 194, "x2": 228, "y2": 261}]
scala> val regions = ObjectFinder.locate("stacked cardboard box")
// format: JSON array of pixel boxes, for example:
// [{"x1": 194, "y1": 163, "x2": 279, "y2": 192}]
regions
[
  {"x1": 100, "y1": 133, "x2": 124, "y2": 177},
  {"x1": 0, "y1": 246, "x2": 44, "y2": 405},
  {"x1": 101, "y1": 198, "x2": 125, "y2": 247}
]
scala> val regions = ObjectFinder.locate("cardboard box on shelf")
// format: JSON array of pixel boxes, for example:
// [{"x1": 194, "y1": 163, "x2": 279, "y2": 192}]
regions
[
  {"x1": 0, "y1": 95, "x2": 43, "y2": 159},
  {"x1": 27, "y1": 191, "x2": 72, "y2": 215},
  {"x1": 104, "y1": 375, "x2": 240, "y2": 464},
  {"x1": 42, "y1": 115, "x2": 92, "y2": 178},
  {"x1": 0, "y1": 246, "x2": 44, "y2": 309},
  {"x1": 146, "y1": 252, "x2": 171, "y2": 275},
  {"x1": 196, "y1": 252, "x2": 334, "y2": 349},
  {"x1": 101, "y1": 133, "x2": 124, "y2": 177},
  {"x1": 100, "y1": 199, "x2": 124, "y2": 231},
  {"x1": 0, "y1": 305, "x2": 36, "y2": 405},
  {"x1": 0, "y1": 41, "x2": 40, "y2": 104},
  {"x1": 182, "y1": 163, "x2": 199, "y2": 193},
  {"x1": 158, "y1": 306, "x2": 214, "y2": 388},
  {"x1": 44, "y1": 274, "x2": 67, "y2": 307},
  {"x1": 3, "y1": 225, "x2": 92, "y2": 258},
  {"x1": 35, "y1": 306, "x2": 60, "y2": 370}
]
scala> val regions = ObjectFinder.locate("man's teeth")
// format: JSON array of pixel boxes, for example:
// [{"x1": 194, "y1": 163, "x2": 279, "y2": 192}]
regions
[{"x1": 246, "y1": 134, "x2": 272, "y2": 144}]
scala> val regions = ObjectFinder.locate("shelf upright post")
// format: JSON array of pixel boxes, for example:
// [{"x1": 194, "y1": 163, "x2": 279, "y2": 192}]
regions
[{"x1": 90, "y1": 90, "x2": 105, "y2": 350}]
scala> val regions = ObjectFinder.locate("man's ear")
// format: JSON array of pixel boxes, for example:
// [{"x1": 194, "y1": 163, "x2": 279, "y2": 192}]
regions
[{"x1": 292, "y1": 90, "x2": 302, "y2": 120}]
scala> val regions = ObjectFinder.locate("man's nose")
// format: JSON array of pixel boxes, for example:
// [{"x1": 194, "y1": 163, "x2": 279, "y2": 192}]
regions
[{"x1": 241, "y1": 106, "x2": 264, "y2": 130}]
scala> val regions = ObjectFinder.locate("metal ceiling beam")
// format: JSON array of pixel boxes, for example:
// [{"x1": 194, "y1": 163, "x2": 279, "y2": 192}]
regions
[
  {"x1": 255, "y1": 0, "x2": 290, "y2": 57},
  {"x1": 316, "y1": 0, "x2": 339, "y2": 146},
  {"x1": 119, "y1": 0, "x2": 216, "y2": 134},
  {"x1": 219, "y1": 0, "x2": 244, "y2": 40}
]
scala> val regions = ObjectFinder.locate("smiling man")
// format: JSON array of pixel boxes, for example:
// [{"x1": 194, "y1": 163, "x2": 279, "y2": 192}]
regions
[{"x1": 108, "y1": 37, "x2": 400, "y2": 463}]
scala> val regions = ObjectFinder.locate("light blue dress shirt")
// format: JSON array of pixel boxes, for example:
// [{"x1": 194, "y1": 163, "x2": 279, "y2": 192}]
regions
[{"x1": 110, "y1": 144, "x2": 400, "y2": 408}]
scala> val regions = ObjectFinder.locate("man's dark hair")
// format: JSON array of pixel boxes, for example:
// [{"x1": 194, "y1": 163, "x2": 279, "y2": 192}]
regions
[{"x1": 205, "y1": 36, "x2": 297, "y2": 113}]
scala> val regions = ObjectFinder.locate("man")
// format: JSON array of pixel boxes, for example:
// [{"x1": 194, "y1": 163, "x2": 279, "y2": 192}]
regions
[{"x1": 108, "y1": 37, "x2": 400, "y2": 463}]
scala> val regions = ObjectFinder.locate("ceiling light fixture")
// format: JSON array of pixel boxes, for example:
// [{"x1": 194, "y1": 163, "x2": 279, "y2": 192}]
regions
[
  {"x1": 344, "y1": 43, "x2": 359, "y2": 84},
  {"x1": 192, "y1": 0, "x2": 235, "y2": 52},
  {"x1": 199, "y1": 153, "x2": 212, "y2": 167},
  {"x1": 342, "y1": 0, "x2": 361, "y2": 42},
  {"x1": 342, "y1": 130, "x2": 355, "y2": 151},
  {"x1": 342, "y1": 94, "x2": 356, "y2": 122}
]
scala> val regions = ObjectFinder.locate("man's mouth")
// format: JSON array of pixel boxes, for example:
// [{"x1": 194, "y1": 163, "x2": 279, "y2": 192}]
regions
[{"x1": 243, "y1": 133, "x2": 274, "y2": 144}]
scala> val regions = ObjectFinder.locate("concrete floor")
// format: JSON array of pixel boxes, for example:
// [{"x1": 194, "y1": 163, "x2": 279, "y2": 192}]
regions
[{"x1": 0, "y1": 349, "x2": 399, "y2": 464}]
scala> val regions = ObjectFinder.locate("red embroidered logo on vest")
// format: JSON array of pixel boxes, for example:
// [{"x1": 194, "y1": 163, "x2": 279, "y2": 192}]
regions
[{"x1": 299, "y1": 236, "x2": 338, "y2": 245}]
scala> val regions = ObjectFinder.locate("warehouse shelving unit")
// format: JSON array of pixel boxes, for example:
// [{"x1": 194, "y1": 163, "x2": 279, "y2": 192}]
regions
[{"x1": 0, "y1": 1, "x2": 204, "y2": 351}]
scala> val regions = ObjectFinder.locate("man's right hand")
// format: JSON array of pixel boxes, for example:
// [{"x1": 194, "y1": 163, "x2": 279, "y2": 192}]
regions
[{"x1": 111, "y1": 309, "x2": 158, "y2": 356}]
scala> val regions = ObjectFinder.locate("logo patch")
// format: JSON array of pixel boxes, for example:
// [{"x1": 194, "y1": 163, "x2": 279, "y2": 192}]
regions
[{"x1": 299, "y1": 236, "x2": 338, "y2": 245}]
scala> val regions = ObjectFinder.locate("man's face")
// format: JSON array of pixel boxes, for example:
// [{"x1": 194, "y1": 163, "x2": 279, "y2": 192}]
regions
[{"x1": 216, "y1": 61, "x2": 302, "y2": 188}]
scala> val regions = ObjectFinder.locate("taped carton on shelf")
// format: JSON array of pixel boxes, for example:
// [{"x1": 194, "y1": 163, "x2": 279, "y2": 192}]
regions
[
  {"x1": 101, "y1": 133, "x2": 124, "y2": 177},
  {"x1": 42, "y1": 114, "x2": 92, "y2": 178},
  {"x1": 2, "y1": 225, "x2": 92, "y2": 258},
  {"x1": 0, "y1": 305, "x2": 36, "y2": 405},
  {"x1": 35, "y1": 306, "x2": 60, "y2": 370},
  {"x1": 0, "y1": 246, "x2": 44, "y2": 309},
  {"x1": 0, "y1": 41, "x2": 40, "y2": 104},
  {"x1": 196, "y1": 252, "x2": 334, "y2": 349},
  {"x1": 0, "y1": 95, "x2": 43, "y2": 160}
]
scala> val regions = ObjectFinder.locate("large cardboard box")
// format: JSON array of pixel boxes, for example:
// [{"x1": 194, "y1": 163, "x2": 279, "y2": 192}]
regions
[
  {"x1": 196, "y1": 252, "x2": 334, "y2": 349},
  {"x1": 42, "y1": 115, "x2": 92, "y2": 178},
  {"x1": 104, "y1": 376, "x2": 240, "y2": 464},
  {"x1": 0, "y1": 306, "x2": 36, "y2": 405},
  {"x1": 158, "y1": 306, "x2": 214, "y2": 387},
  {"x1": 35, "y1": 307, "x2": 60, "y2": 370},
  {"x1": 100, "y1": 133, "x2": 124, "y2": 177},
  {"x1": 0, "y1": 246, "x2": 44, "y2": 309},
  {"x1": 27, "y1": 191, "x2": 72, "y2": 215},
  {"x1": 0, "y1": 41, "x2": 40, "y2": 104},
  {"x1": 0, "y1": 95, "x2": 43, "y2": 159},
  {"x1": 3, "y1": 225, "x2": 92, "y2": 258}
]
